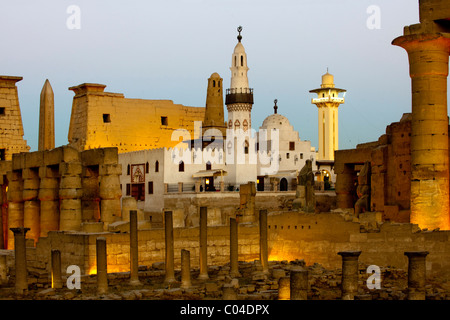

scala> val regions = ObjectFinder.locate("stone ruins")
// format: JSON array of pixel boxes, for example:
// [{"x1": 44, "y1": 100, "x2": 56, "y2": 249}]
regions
[{"x1": 0, "y1": 0, "x2": 450, "y2": 301}]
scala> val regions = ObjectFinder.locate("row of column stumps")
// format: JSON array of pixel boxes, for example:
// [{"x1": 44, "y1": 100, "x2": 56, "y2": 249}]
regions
[{"x1": 7, "y1": 214, "x2": 430, "y2": 300}]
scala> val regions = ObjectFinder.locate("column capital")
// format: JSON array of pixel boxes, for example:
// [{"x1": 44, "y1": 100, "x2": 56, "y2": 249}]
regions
[
  {"x1": 404, "y1": 251, "x2": 429, "y2": 258},
  {"x1": 338, "y1": 250, "x2": 362, "y2": 258},
  {"x1": 10, "y1": 227, "x2": 30, "y2": 235}
]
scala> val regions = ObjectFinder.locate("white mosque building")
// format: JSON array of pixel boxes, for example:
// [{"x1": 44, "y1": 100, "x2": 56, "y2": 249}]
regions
[{"x1": 118, "y1": 27, "x2": 341, "y2": 214}]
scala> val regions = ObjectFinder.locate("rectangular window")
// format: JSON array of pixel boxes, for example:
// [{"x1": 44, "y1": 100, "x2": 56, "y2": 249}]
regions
[
  {"x1": 126, "y1": 183, "x2": 131, "y2": 196},
  {"x1": 103, "y1": 114, "x2": 111, "y2": 123},
  {"x1": 0, "y1": 108, "x2": 5, "y2": 116},
  {"x1": 0, "y1": 149, "x2": 5, "y2": 161},
  {"x1": 161, "y1": 116, "x2": 168, "y2": 126},
  {"x1": 289, "y1": 142, "x2": 295, "y2": 151},
  {"x1": 286, "y1": 153, "x2": 290, "y2": 159},
  {"x1": 300, "y1": 153, "x2": 304, "y2": 159},
  {"x1": 148, "y1": 181, "x2": 154, "y2": 194}
]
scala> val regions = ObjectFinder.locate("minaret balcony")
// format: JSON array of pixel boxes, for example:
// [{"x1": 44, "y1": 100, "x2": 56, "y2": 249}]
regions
[
  {"x1": 226, "y1": 88, "x2": 254, "y2": 105},
  {"x1": 311, "y1": 96, "x2": 345, "y2": 104}
]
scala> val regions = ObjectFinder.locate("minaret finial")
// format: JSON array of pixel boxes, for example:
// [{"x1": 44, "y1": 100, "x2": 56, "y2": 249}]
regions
[
  {"x1": 237, "y1": 26, "x2": 243, "y2": 42},
  {"x1": 274, "y1": 99, "x2": 278, "y2": 114}
]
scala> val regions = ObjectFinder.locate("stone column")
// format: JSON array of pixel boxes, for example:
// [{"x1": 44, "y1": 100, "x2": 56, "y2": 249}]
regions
[
  {"x1": 0, "y1": 254, "x2": 6, "y2": 285},
  {"x1": 96, "y1": 237, "x2": 108, "y2": 294},
  {"x1": 229, "y1": 217, "x2": 241, "y2": 278},
  {"x1": 0, "y1": 184, "x2": 4, "y2": 249},
  {"x1": 404, "y1": 251, "x2": 429, "y2": 300},
  {"x1": 121, "y1": 197, "x2": 137, "y2": 222},
  {"x1": 335, "y1": 164, "x2": 356, "y2": 209},
  {"x1": 51, "y1": 249, "x2": 63, "y2": 289},
  {"x1": 259, "y1": 209, "x2": 269, "y2": 274},
  {"x1": 222, "y1": 284, "x2": 237, "y2": 300},
  {"x1": 129, "y1": 210, "x2": 141, "y2": 286},
  {"x1": 164, "y1": 211, "x2": 175, "y2": 284},
  {"x1": 59, "y1": 162, "x2": 83, "y2": 232},
  {"x1": 393, "y1": 32, "x2": 450, "y2": 230},
  {"x1": 81, "y1": 166, "x2": 100, "y2": 222},
  {"x1": 38, "y1": 166, "x2": 60, "y2": 238},
  {"x1": 290, "y1": 268, "x2": 308, "y2": 300},
  {"x1": 178, "y1": 182, "x2": 183, "y2": 193},
  {"x1": 338, "y1": 250, "x2": 361, "y2": 300},
  {"x1": 22, "y1": 168, "x2": 40, "y2": 246},
  {"x1": 99, "y1": 164, "x2": 122, "y2": 230},
  {"x1": 180, "y1": 249, "x2": 191, "y2": 289},
  {"x1": 7, "y1": 171, "x2": 24, "y2": 250},
  {"x1": 198, "y1": 206, "x2": 209, "y2": 280},
  {"x1": 11, "y1": 227, "x2": 29, "y2": 295},
  {"x1": 278, "y1": 276, "x2": 290, "y2": 300}
]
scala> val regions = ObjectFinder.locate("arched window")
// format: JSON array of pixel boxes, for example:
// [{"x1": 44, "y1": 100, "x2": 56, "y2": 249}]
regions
[
  {"x1": 228, "y1": 120, "x2": 233, "y2": 129},
  {"x1": 234, "y1": 120, "x2": 240, "y2": 129},
  {"x1": 244, "y1": 140, "x2": 249, "y2": 154},
  {"x1": 322, "y1": 93, "x2": 325, "y2": 98},
  {"x1": 127, "y1": 164, "x2": 130, "y2": 175},
  {"x1": 218, "y1": 81, "x2": 220, "y2": 87},
  {"x1": 146, "y1": 162, "x2": 149, "y2": 173},
  {"x1": 241, "y1": 55, "x2": 244, "y2": 66},
  {"x1": 179, "y1": 161, "x2": 184, "y2": 172},
  {"x1": 155, "y1": 160, "x2": 159, "y2": 173},
  {"x1": 206, "y1": 161, "x2": 211, "y2": 170},
  {"x1": 234, "y1": 56, "x2": 237, "y2": 67},
  {"x1": 213, "y1": 80, "x2": 216, "y2": 87}
]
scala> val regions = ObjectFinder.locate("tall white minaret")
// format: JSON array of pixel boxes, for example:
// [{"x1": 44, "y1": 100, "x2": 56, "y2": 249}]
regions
[{"x1": 226, "y1": 26, "x2": 254, "y2": 133}]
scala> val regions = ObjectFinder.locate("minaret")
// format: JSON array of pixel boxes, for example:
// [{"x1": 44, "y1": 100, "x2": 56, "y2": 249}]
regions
[
  {"x1": 226, "y1": 26, "x2": 254, "y2": 133},
  {"x1": 309, "y1": 71, "x2": 346, "y2": 161},
  {"x1": 38, "y1": 79, "x2": 55, "y2": 151},
  {"x1": 202, "y1": 72, "x2": 227, "y2": 138}
]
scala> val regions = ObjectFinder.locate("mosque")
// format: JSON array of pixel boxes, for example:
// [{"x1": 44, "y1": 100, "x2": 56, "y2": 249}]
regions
[{"x1": 117, "y1": 27, "x2": 346, "y2": 214}]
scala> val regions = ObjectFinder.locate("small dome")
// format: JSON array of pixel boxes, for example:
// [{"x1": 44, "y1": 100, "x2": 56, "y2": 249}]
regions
[
  {"x1": 233, "y1": 41, "x2": 246, "y2": 54},
  {"x1": 210, "y1": 72, "x2": 221, "y2": 79},
  {"x1": 261, "y1": 113, "x2": 291, "y2": 130},
  {"x1": 321, "y1": 72, "x2": 335, "y2": 88}
]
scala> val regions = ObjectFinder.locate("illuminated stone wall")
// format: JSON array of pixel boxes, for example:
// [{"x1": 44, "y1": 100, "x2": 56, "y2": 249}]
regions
[{"x1": 68, "y1": 83, "x2": 205, "y2": 153}]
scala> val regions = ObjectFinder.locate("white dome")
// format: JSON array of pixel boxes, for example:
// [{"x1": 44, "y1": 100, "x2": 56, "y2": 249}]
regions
[{"x1": 261, "y1": 113, "x2": 291, "y2": 130}]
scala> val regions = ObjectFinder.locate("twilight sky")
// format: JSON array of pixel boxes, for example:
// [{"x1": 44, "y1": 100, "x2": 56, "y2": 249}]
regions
[{"x1": 1, "y1": 0, "x2": 441, "y2": 152}]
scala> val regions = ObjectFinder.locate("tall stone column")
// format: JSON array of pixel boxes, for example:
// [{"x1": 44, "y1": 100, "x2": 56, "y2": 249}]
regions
[
  {"x1": 22, "y1": 168, "x2": 40, "y2": 246},
  {"x1": 11, "y1": 227, "x2": 29, "y2": 295},
  {"x1": 99, "y1": 164, "x2": 122, "y2": 230},
  {"x1": 38, "y1": 166, "x2": 60, "y2": 238},
  {"x1": 404, "y1": 251, "x2": 429, "y2": 300},
  {"x1": 259, "y1": 209, "x2": 269, "y2": 274},
  {"x1": 59, "y1": 162, "x2": 83, "y2": 231},
  {"x1": 164, "y1": 211, "x2": 175, "y2": 284},
  {"x1": 180, "y1": 249, "x2": 191, "y2": 289},
  {"x1": 0, "y1": 254, "x2": 7, "y2": 285},
  {"x1": 338, "y1": 250, "x2": 361, "y2": 300},
  {"x1": 7, "y1": 171, "x2": 24, "y2": 250},
  {"x1": 290, "y1": 268, "x2": 308, "y2": 300},
  {"x1": 393, "y1": 29, "x2": 450, "y2": 231},
  {"x1": 229, "y1": 217, "x2": 241, "y2": 278},
  {"x1": 129, "y1": 210, "x2": 141, "y2": 286},
  {"x1": 198, "y1": 206, "x2": 209, "y2": 280},
  {"x1": 96, "y1": 237, "x2": 108, "y2": 294},
  {"x1": 335, "y1": 164, "x2": 356, "y2": 209},
  {"x1": 51, "y1": 249, "x2": 63, "y2": 289},
  {"x1": 278, "y1": 276, "x2": 290, "y2": 300}
]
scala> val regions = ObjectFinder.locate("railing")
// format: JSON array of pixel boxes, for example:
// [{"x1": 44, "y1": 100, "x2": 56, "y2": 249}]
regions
[
  {"x1": 311, "y1": 97, "x2": 344, "y2": 104},
  {"x1": 226, "y1": 88, "x2": 253, "y2": 95}
]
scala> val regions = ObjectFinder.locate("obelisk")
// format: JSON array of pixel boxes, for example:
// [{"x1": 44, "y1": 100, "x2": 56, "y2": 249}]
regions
[{"x1": 39, "y1": 79, "x2": 55, "y2": 151}]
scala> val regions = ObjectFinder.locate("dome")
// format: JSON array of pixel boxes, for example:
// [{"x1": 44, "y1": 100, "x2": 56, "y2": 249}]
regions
[
  {"x1": 233, "y1": 41, "x2": 246, "y2": 54},
  {"x1": 321, "y1": 72, "x2": 335, "y2": 88},
  {"x1": 209, "y1": 72, "x2": 221, "y2": 79},
  {"x1": 261, "y1": 113, "x2": 291, "y2": 130}
]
